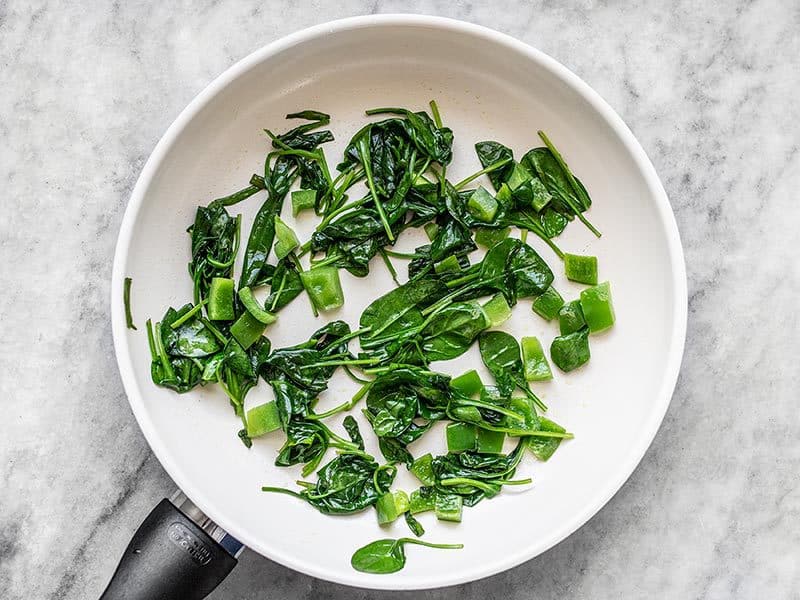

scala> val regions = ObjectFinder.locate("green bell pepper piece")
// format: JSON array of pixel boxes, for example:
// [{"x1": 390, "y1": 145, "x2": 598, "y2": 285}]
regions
[
  {"x1": 409, "y1": 488, "x2": 436, "y2": 514},
  {"x1": 424, "y1": 222, "x2": 439, "y2": 241},
  {"x1": 238, "y1": 287, "x2": 277, "y2": 324},
  {"x1": 273, "y1": 216, "x2": 299, "y2": 260},
  {"x1": 481, "y1": 294, "x2": 512, "y2": 326},
  {"x1": 246, "y1": 401, "x2": 281, "y2": 438},
  {"x1": 474, "y1": 226, "x2": 510, "y2": 248},
  {"x1": 291, "y1": 189, "x2": 316, "y2": 217},
  {"x1": 434, "y1": 255, "x2": 462, "y2": 274},
  {"x1": 564, "y1": 253, "x2": 598, "y2": 285},
  {"x1": 476, "y1": 429, "x2": 505, "y2": 454},
  {"x1": 207, "y1": 277, "x2": 235, "y2": 321},
  {"x1": 532, "y1": 286, "x2": 564, "y2": 321},
  {"x1": 409, "y1": 453, "x2": 436, "y2": 486},
  {"x1": 450, "y1": 370, "x2": 483, "y2": 397},
  {"x1": 558, "y1": 300, "x2": 586, "y2": 335},
  {"x1": 230, "y1": 311, "x2": 267, "y2": 349},
  {"x1": 375, "y1": 491, "x2": 409, "y2": 525},
  {"x1": 435, "y1": 494, "x2": 463, "y2": 522},
  {"x1": 446, "y1": 422, "x2": 476, "y2": 453},
  {"x1": 521, "y1": 336, "x2": 553, "y2": 381},
  {"x1": 467, "y1": 186, "x2": 498, "y2": 222},
  {"x1": 580, "y1": 281, "x2": 615, "y2": 333},
  {"x1": 300, "y1": 266, "x2": 344, "y2": 311}
]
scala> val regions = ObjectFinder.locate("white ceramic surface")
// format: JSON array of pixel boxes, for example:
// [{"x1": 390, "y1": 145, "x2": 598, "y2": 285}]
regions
[{"x1": 111, "y1": 15, "x2": 686, "y2": 590}]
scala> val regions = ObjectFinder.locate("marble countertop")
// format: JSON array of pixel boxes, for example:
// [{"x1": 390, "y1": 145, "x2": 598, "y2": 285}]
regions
[{"x1": 1, "y1": 1, "x2": 797, "y2": 598}]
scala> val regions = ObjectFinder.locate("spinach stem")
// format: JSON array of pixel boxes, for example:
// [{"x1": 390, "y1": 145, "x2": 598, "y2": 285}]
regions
[
  {"x1": 362, "y1": 364, "x2": 435, "y2": 375},
  {"x1": 493, "y1": 428, "x2": 574, "y2": 439},
  {"x1": 145, "y1": 319, "x2": 157, "y2": 357},
  {"x1": 334, "y1": 327, "x2": 372, "y2": 345},
  {"x1": 309, "y1": 394, "x2": 360, "y2": 420},
  {"x1": 351, "y1": 381, "x2": 372, "y2": 403},
  {"x1": 200, "y1": 318, "x2": 228, "y2": 344},
  {"x1": 537, "y1": 130, "x2": 592, "y2": 209},
  {"x1": 382, "y1": 249, "x2": 423, "y2": 259},
  {"x1": 261, "y1": 486, "x2": 304, "y2": 500},
  {"x1": 357, "y1": 137, "x2": 395, "y2": 242},
  {"x1": 297, "y1": 240, "x2": 313, "y2": 258},
  {"x1": 169, "y1": 300, "x2": 208, "y2": 329},
  {"x1": 555, "y1": 186, "x2": 602, "y2": 238},
  {"x1": 400, "y1": 538, "x2": 464, "y2": 550},
  {"x1": 310, "y1": 253, "x2": 341, "y2": 268},
  {"x1": 364, "y1": 107, "x2": 406, "y2": 116},
  {"x1": 123, "y1": 277, "x2": 136, "y2": 330},
  {"x1": 453, "y1": 157, "x2": 512, "y2": 191},
  {"x1": 311, "y1": 379, "x2": 372, "y2": 420},
  {"x1": 452, "y1": 398, "x2": 524, "y2": 420},
  {"x1": 438, "y1": 478, "x2": 501, "y2": 494},
  {"x1": 269, "y1": 273, "x2": 288, "y2": 312},
  {"x1": 249, "y1": 173, "x2": 266, "y2": 188},
  {"x1": 533, "y1": 227, "x2": 565, "y2": 259},
  {"x1": 444, "y1": 272, "x2": 480, "y2": 289},
  {"x1": 342, "y1": 366, "x2": 372, "y2": 384},
  {"x1": 420, "y1": 284, "x2": 475, "y2": 316},
  {"x1": 209, "y1": 181, "x2": 264, "y2": 208},
  {"x1": 379, "y1": 248, "x2": 400, "y2": 285},
  {"x1": 497, "y1": 478, "x2": 533, "y2": 486},
  {"x1": 537, "y1": 130, "x2": 601, "y2": 238},
  {"x1": 429, "y1": 100, "x2": 443, "y2": 128},
  {"x1": 300, "y1": 358, "x2": 377, "y2": 370},
  {"x1": 522, "y1": 385, "x2": 548, "y2": 412},
  {"x1": 207, "y1": 214, "x2": 242, "y2": 269},
  {"x1": 317, "y1": 195, "x2": 370, "y2": 229},
  {"x1": 152, "y1": 322, "x2": 176, "y2": 381},
  {"x1": 363, "y1": 304, "x2": 418, "y2": 340}
]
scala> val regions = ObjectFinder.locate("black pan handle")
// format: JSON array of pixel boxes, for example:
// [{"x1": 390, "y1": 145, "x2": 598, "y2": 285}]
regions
[{"x1": 99, "y1": 497, "x2": 240, "y2": 600}]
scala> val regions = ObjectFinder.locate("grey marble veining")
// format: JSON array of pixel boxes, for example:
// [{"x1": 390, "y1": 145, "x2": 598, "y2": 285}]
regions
[{"x1": 1, "y1": 1, "x2": 798, "y2": 598}]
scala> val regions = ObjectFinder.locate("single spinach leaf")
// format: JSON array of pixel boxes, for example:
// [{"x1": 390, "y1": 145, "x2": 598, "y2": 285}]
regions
[
  {"x1": 239, "y1": 158, "x2": 295, "y2": 289},
  {"x1": 550, "y1": 328, "x2": 591, "y2": 372},
  {"x1": 259, "y1": 321, "x2": 353, "y2": 425},
  {"x1": 343, "y1": 415, "x2": 365, "y2": 450},
  {"x1": 264, "y1": 258, "x2": 304, "y2": 312},
  {"x1": 360, "y1": 277, "x2": 448, "y2": 341},
  {"x1": 264, "y1": 454, "x2": 396, "y2": 515},
  {"x1": 188, "y1": 203, "x2": 241, "y2": 303},
  {"x1": 430, "y1": 440, "x2": 528, "y2": 506},
  {"x1": 351, "y1": 538, "x2": 463, "y2": 574},
  {"x1": 474, "y1": 141, "x2": 514, "y2": 190},
  {"x1": 416, "y1": 301, "x2": 489, "y2": 363},
  {"x1": 146, "y1": 319, "x2": 204, "y2": 393},
  {"x1": 478, "y1": 331, "x2": 546, "y2": 411},
  {"x1": 478, "y1": 238, "x2": 553, "y2": 304},
  {"x1": 527, "y1": 417, "x2": 567, "y2": 461},
  {"x1": 478, "y1": 331, "x2": 522, "y2": 396},
  {"x1": 162, "y1": 304, "x2": 221, "y2": 358}
]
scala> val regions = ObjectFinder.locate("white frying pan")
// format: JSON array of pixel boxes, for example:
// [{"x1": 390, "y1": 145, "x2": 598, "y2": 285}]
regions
[{"x1": 108, "y1": 15, "x2": 687, "y2": 597}]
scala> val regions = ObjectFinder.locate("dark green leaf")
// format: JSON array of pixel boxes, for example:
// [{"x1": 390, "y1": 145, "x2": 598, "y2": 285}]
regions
[
  {"x1": 264, "y1": 258, "x2": 304, "y2": 312},
  {"x1": 266, "y1": 454, "x2": 395, "y2": 515},
  {"x1": 162, "y1": 305, "x2": 221, "y2": 358},
  {"x1": 550, "y1": 328, "x2": 591, "y2": 372},
  {"x1": 350, "y1": 538, "x2": 462, "y2": 574},
  {"x1": 474, "y1": 141, "x2": 514, "y2": 190},
  {"x1": 478, "y1": 331, "x2": 522, "y2": 396}
]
